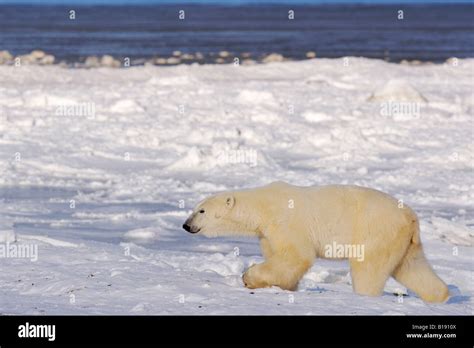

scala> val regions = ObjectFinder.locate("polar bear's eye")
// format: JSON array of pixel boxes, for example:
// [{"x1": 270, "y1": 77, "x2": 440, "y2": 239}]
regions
[{"x1": 199, "y1": 209, "x2": 205, "y2": 214}]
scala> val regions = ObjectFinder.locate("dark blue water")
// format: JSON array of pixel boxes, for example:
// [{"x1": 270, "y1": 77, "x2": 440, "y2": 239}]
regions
[{"x1": 0, "y1": 4, "x2": 473, "y2": 62}]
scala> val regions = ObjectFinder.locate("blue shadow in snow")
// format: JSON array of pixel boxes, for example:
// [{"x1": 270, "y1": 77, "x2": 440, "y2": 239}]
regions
[
  {"x1": 446, "y1": 285, "x2": 470, "y2": 304},
  {"x1": 304, "y1": 287, "x2": 329, "y2": 294}
]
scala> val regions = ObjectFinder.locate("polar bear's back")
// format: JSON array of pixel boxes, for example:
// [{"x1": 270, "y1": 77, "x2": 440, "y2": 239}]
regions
[
  {"x1": 263, "y1": 182, "x2": 401, "y2": 205},
  {"x1": 254, "y1": 181, "x2": 415, "y2": 219},
  {"x1": 259, "y1": 182, "x2": 417, "y2": 240},
  {"x1": 305, "y1": 184, "x2": 417, "y2": 246}
]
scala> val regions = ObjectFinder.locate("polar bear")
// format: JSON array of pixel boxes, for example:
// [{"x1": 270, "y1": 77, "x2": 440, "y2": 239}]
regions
[{"x1": 183, "y1": 182, "x2": 449, "y2": 303}]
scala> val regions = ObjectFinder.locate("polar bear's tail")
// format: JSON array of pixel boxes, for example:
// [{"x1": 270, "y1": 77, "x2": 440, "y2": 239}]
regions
[
  {"x1": 393, "y1": 219, "x2": 449, "y2": 303},
  {"x1": 405, "y1": 208, "x2": 422, "y2": 245}
]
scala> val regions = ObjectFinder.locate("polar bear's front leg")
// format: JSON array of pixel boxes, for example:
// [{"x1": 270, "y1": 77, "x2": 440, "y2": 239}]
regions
[
  {"x1": 242, "y1": 263, "x2": 271, "y2": 289},
  {"x1": 243, "y1": 248, "x2": 314, "y2": 291},
  {"x1": 259, "y1": 237, "x2": 273, "y2": 260}
]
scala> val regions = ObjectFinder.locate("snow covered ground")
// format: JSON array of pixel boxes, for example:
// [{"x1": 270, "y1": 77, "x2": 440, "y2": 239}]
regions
[{"x1": 0, "y1": 58, "x2": 472, "y2": 315}]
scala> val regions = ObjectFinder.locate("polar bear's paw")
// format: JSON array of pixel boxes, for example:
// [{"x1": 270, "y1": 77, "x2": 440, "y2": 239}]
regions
[{"x1": 242, "y1": 264, "x2": 269, "y2": 289}]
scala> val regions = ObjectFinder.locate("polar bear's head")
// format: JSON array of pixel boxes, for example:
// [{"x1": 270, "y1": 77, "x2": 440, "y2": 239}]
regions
[{"x1": 182, "y1": 193, "x2": 257, "y2": 237}]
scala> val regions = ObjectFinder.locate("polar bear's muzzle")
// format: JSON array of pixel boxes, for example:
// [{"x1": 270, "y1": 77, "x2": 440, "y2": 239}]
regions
[{"x1": 183, "y1": 218, "x2": 200, "y2": 234}]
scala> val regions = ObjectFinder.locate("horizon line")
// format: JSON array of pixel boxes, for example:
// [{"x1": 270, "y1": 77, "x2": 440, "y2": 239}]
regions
[{"x1": 0, "y1": 0, "x2": 472, "y2": 5}]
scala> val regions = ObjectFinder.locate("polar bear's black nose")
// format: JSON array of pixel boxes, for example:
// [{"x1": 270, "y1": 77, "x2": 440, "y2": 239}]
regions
[{"x1": 183, "y1": 224, "x2": 191, "y2": 232}]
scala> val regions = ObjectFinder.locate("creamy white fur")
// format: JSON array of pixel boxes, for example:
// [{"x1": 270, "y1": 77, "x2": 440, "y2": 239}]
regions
[{"x1": 185, "y1": 182, "x2": 449, "y2": 303}]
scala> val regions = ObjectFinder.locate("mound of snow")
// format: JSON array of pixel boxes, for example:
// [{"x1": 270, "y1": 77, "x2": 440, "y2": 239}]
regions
[
  {"x1": 163, "y1": 251, "x2": 245, "y2": 277},
  {"x1": 123, "y1": 228, "x2": 158, "y2": 242},
  {"x1": 190, "y1": 252, "x2": 245, "y2": 277},
  {"x1": 147, "y1": 75, "x2": 192, "y2": 86},
  {"x1": 303, "y1": 111, "x2": 332, "y2": 122},
  {"x1": 166, "y1": 144, "x2": 269, "y2": 171},
  {"x1": 430, "y1": 217, "x2": 473, "y2": 246},
  {"x1": 368, "y1": 79, "x2": 427, "y2": 103},
  {"x1": 237, "y1": 90, "x2": 276, "y2": 105},
  {"x1": 166, "y1": 147, "x2": 206, "y2": 171},
  {"x1": 20, "y1": 235, "x2": 78, "y2": 247},
  {"x1": 22, "y1": 90, "x2": 80, "y2": 108},
  {"x1": 0, "y1": 229, "x2": 16, "y2": 243},
  {"x1": 109, "y1": 99, "x2": 144, "y2": 113}
]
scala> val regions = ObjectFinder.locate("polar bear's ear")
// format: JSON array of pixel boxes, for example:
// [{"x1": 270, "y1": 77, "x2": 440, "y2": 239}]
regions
[{"x1": 225, "y1": 195, "x2": 235, "y2": 209}]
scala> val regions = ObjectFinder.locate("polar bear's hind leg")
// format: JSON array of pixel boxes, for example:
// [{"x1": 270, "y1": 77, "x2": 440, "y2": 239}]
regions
[
  {"x1": 392, "y1": 243, "x2": 449, "y2": 303},
  {"x1": 350, "y1": 255, "x2": 399, "y2": 297},
  {"x1": 350, "y1": 217, "x2": 413, "y2": 297}
]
